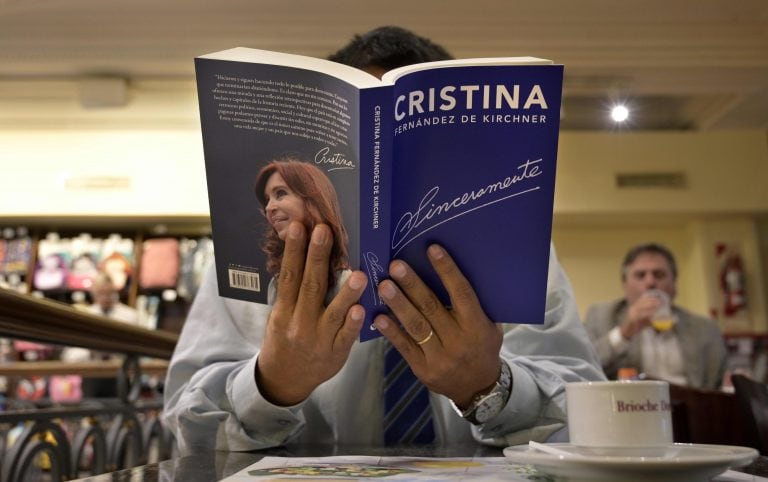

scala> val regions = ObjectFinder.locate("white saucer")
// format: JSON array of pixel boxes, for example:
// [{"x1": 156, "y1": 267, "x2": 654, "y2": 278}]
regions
[{"x1": 503, "y1": 443, "x2": 758, "y2": 482}]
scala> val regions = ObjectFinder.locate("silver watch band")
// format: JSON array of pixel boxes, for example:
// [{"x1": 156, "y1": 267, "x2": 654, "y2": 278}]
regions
[{"x1": 451, "y1": 359, "x2": 512, "y2": 424}]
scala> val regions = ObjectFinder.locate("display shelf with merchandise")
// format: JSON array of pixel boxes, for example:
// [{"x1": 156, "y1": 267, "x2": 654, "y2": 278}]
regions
[{"x1": 0, "y1": 219, "x2": 212, "y2": 334}]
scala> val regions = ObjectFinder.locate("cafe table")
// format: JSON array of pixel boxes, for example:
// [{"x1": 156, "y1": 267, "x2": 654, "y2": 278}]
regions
[{"x1": 72, "y1": 444, "x2": 768, "y2": 482}]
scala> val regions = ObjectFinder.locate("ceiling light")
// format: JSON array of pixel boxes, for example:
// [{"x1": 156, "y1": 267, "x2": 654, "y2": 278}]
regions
[{"x1": 611, "y1": 105, "x2": 629, "y2": 122}]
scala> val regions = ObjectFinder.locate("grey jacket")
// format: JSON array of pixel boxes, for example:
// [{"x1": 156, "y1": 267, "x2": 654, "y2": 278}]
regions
[{"x1": 584, "y1": 298, "x2": 726, "y2": 390}]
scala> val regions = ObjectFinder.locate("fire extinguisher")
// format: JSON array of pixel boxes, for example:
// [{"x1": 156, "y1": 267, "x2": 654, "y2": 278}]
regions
[{"x1": 721, "y1": 253, "x2": 747, "y2": 317}]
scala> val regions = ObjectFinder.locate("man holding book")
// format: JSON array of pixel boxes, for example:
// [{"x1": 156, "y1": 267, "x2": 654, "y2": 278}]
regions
[{"x1": 164, "y1": 26, "x2": 604, "y2": 454}]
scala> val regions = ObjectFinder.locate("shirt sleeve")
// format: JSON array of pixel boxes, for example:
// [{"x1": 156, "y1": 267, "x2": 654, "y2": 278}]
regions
[
  {"x1": 162, "y1": 262, "x2": 306, "y2": 453},
  {"x1": 608, "y1": 326, "x2": 630, "y2": 353},
  {"x1": 583, "y1": 300, "x2": 630, "y2": 376},
  {"x1": 472, "y1": 243, "x2": 606, "y2": 446}
]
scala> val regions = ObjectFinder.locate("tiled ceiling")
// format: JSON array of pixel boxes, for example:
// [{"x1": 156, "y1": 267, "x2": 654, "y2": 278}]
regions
[{"x1": 0, "y1": 0, "x2": 766, "y2": 131}]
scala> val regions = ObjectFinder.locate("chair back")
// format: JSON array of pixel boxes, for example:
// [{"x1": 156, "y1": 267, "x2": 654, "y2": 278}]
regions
[
  {"x1": 668, "y1": 382, "x2": 752, "y2": 446},
  {"x1": 732, "y1": 374, "x2": 768, "y2": 455}
]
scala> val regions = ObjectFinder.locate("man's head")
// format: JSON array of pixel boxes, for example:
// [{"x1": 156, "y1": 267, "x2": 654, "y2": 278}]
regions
[
  {"x1": 328, "y1": 26, "x2": 453, "y2": 77},
  {"x1": 91, "y1": 272, "x2": 120, "y2": 313},
  {"x1": 621, "y1": 243, "x2": 678, "y2": 304}
]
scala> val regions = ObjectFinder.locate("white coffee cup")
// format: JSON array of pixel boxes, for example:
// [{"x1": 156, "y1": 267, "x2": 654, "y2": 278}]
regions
[{"x1": 566, "y1": 380, "x2": 673, "y2": 456}]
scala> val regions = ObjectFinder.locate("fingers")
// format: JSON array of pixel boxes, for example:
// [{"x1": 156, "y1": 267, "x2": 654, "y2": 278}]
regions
[
  {"x1": 373, "y1": 314, "x2": 425, "y2": 361},
  {"x1": 377, "y1": 261, "x2": 447, "y2": 348},
  {"x1": 273, "y1": 222, "x2": 308, "y2": 310},
  {"x1": 333, "y1": 303, "x2": 366, "y2": 352},
  {"x1": 378, "y1": 244, "x2": 487, "y2": 345},
  {"x1": 426, "y1": 244, "x2": 481, "y2": 318},
  {"x1": 322, "y1": 271, "x2": 368, "y2": 329},
  {"x1": 294, "y1": 224, "x2": 333, "y2": 317},
  {"x1": 629, "y1": 296, "x2": 660, "y2": 324},
  {"x1": 273, "y1": 222, "x2": 335, "y2": 324}
]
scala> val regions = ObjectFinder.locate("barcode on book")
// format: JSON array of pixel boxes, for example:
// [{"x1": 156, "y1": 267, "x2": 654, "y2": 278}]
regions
[{"x1": 228, "y1": 269, "x2": 261, "y2": 292}]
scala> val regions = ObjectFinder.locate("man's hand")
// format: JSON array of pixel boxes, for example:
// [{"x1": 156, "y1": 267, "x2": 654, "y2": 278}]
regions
[
  {"x1": 373, "y1": 244, "x2": 503, "y2": 409},
  {"x1": 621, "y1": 293, "x2": 661, "y2": 340},
  {"x1": 256, "y1": 222, "x2": 368, "y2": 406}
]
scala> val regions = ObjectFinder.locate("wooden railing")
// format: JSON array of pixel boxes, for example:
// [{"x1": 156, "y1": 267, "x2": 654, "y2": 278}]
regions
[
  {"x1": 0, "y1": 360, "x2": 168, "y2": 379},
  {"x1": 0, "y1": 288, "x2": 179, "y2": 482},
  {"x1": 0, "y1": 289, "x2": 177, "y2": 358}
]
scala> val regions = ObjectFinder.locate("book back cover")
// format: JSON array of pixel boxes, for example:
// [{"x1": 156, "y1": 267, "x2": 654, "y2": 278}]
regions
[{"x1": 196, "y1": 54, "x2": 380, "y2": 308}]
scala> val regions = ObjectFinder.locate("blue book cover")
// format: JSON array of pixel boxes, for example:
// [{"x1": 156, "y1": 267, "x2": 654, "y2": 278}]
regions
[{"x1": 195, "y1": 48, "x2": 562, "y2": 341}]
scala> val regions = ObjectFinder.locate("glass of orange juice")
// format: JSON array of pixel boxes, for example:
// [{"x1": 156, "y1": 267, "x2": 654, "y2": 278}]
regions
[{"x1": 647, "y1": 289, "x2": 675, "y2": 332}]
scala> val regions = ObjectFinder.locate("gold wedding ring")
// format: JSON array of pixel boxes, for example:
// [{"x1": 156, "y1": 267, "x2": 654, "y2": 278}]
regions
[{"x1": 416, "y1": 329, "x2": 434, "y2": 346}]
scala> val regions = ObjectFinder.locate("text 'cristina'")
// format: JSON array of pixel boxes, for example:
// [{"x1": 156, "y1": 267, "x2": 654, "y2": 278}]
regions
[{"x1": 395, "y1": 84, "x2": 548, "y2": 121}]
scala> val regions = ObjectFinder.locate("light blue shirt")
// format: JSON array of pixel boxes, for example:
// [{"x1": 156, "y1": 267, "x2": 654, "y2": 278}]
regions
[{"x1": 163, "y1": 245, "x2": 605, "y2": 454}]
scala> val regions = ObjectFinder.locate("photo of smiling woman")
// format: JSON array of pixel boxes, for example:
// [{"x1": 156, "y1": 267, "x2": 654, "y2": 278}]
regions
[{"x1": 255, "y1": 158, "x2": 351, "y2": 304}]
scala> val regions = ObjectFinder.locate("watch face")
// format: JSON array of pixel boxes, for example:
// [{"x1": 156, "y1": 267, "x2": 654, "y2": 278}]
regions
[
  {"x1": 461, "y1": 360, "x2": 513, "y2": 425},
  {"x1": 472, "y1": 392, "x2": 504, "y2": 423}
]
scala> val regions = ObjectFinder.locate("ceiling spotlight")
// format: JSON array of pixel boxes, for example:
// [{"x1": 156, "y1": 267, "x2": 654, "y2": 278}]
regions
[{"x1": 611, "y1": 105, "x2": 629, "y2": 122}]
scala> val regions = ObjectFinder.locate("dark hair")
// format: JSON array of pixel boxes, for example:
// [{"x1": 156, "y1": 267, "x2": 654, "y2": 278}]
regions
[
  {"x1": 255, "y1": 159, "x2": 349, "y2": 288},
  {"x1": 621, "y1": 243, "x2": 678, "y2": 281},
  {"x1": 328, "y1": 26, "x2": 453, "y2": 71}
]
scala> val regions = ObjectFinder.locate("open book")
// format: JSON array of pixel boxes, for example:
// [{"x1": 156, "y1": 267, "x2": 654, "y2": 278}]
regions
[{"x1": 196, "y1": 47, "x2": 563, "y2": 341}]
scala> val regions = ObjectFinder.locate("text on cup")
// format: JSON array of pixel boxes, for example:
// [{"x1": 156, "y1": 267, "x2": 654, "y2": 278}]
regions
[{"x1": 614, "y1": 399, "x2": 671, "y2": 413}]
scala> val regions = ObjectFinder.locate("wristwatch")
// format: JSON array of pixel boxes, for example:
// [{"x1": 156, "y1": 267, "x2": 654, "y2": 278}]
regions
[{"x1": 452, "y1": 360, "x2": 512, "y2": 425}]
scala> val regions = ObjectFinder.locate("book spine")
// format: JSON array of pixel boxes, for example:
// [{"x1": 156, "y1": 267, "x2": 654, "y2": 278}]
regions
[{"x1": 358, "y1": 86, "x2": 393, "y2": 341}]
